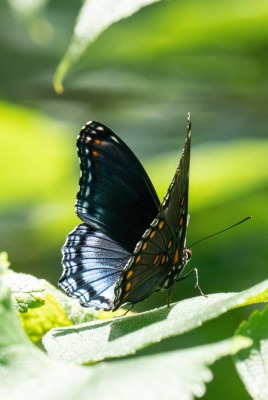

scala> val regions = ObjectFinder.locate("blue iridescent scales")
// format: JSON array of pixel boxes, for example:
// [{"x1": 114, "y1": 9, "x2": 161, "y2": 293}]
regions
[{"x1": 59, "y1": 113, "x2": 192, "y2": 310}]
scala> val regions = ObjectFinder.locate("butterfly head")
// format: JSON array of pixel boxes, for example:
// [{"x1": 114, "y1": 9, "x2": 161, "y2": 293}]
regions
[{"x1": 183, "y1": 248, "x2": 192, "y2": 265}]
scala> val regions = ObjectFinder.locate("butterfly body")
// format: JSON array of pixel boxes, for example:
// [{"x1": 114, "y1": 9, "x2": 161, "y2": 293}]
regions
[{"x1": 60, "y1": 114, "x2": 192, "y2": 310}]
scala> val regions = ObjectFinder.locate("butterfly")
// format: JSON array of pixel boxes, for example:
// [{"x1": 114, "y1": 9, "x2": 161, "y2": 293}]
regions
[{"x1": 59, "y1": 113, "x2": 200, "y2": 311}]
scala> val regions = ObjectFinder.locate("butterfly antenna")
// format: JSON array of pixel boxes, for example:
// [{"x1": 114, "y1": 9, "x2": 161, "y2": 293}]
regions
[{"x1": 188, "y1": 216, "x2": 252, "y2": 248}]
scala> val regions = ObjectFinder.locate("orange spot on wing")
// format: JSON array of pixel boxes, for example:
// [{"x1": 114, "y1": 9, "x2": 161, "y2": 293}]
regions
[
  {"x1": 153, "y1": 254, "x2": 160, "y2": 266},
  {"x1": 142, "y1": 242, "x2": 148, "y2": 251},
  {"x1": 168, "y1": 240, "x2": 172, "y2": 249},
  {"x1": 135, "y1": 255, "x2": 141, "y2": 264},
  {"x1": 161, "y1": 254, "x2": 166, "y2": 264},
  {"x1": 92, "y1": 150, "x2": 99, "y2": 158},
  {"x1": 150, "y1": 230, "x2": 155, "y2": 239},
  {"x1": 179, "y1": 216, "x2": 184, "y2": 227},
  {"x1": 126, "y1": 270, "x2": 133, "y2": 279},
  {"x1": 94, "y1": 139, "x2": 101, "y2": 145},
  {"x1": 158, "y1": 220, "x2": 165, "y2": 229},
  {"x1": 125, "y1": 282, "x2": 131, "y2": 291},
  {"x1": 172, "y1": 248, "x2": 179, "y2": 265}
]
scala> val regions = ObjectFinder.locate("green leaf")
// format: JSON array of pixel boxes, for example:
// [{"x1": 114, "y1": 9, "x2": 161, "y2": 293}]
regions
[
  {"x1": 18, "y1": 290, "x2": 73, "y2": 342},
  {"x1": 0, "y1": 264, "x2": 29, "y2": 350},
  {"x1": 76, "y1": 336, "x2": 251, "y2": 400},
  {"x1": 233, "y1": 304, "x2": 268, "y2": 400},
  {"x1": 43, "y1": 280, "x2": 268, "y2": 364},
  {"x1": 2, "y1": 268, "x2": 73, "y2": 341},
  {"x1": 0, "y1": 255, "x2": 127, "y2": 342},
  {"x1": 0, "y1": 253, "x2": 45, "y2": 313},
  {"x1": 0, "y1": 255, "x2": 72, "y2": 341},
  {"x1": 0, "y1": 264, "x2": 89, "y2": 399},
  {"x1": 3, "y1": 265, "x2": 126, "y2": 341},
  {"x1": 5, "y1": 271, "x2": 46, "y2": 313},
  {"x1": 46, "y1": 282, "x2": 123, "y2": 323},
  {"x1": 53, "y1": 0, "x2": 162, "y2": 93},
  {"x1": 0, "y1": 259, "x2": 252, "y2": 400}
]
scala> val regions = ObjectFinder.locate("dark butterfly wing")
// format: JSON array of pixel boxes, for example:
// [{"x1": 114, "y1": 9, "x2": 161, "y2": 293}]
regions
[
  {"x1": 114, "y1": 113, "x2": 191, "y2": 309},
  {"x1": 60, "y1": 224, "x2": 130, "y2": 310},
  {"x1": 60, "y1": 121, "x2": 160, "y2": 310},
  {"x1": 76, "y1": 121, "x2": 160, "y2": 252}
]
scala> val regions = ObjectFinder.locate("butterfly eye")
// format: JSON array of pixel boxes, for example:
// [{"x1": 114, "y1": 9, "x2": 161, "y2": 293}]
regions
[{"x1": 184, "y1": 248, "x2": 192, "y2": 261}]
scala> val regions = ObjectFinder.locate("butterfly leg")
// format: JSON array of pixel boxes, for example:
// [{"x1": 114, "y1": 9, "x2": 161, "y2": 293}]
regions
[
  {"x1": 176, "y1": 268, "x2": 207, "y2": 298},
  {"x1": 122, "y1": 304, "x2": 134, "y2": 316},
  {"x1": 167, "y1": 285, "x2": 174, "y2": 308},
  {"x1": 112, "y1": 304, "x2": 134, "y2": 318}
]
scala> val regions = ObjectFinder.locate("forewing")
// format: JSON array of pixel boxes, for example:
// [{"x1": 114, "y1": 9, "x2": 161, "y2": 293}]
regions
[
  {"x1": 159, "y1": 112, "x2": 191, "y2": 265},
  {"x1": 114, "y1": 114, "x2": 191, "y2": 309},
  {"x1": 76, "y1": 121, "x2": 160, "y2": 252}
]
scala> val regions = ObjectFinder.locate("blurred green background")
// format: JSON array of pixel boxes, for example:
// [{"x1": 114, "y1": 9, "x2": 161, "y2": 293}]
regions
[{"x1": 0, "y1": 0, "x2": 267, "y2": 398}]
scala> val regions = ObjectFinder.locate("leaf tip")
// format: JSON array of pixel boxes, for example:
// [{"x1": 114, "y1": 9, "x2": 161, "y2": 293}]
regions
[
  {"x1": 53, "y1": 60, "x2": 70, "y2": 94},
  {"x1": 231, "y1": 336, "x2": 253, "y2": 355}
]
